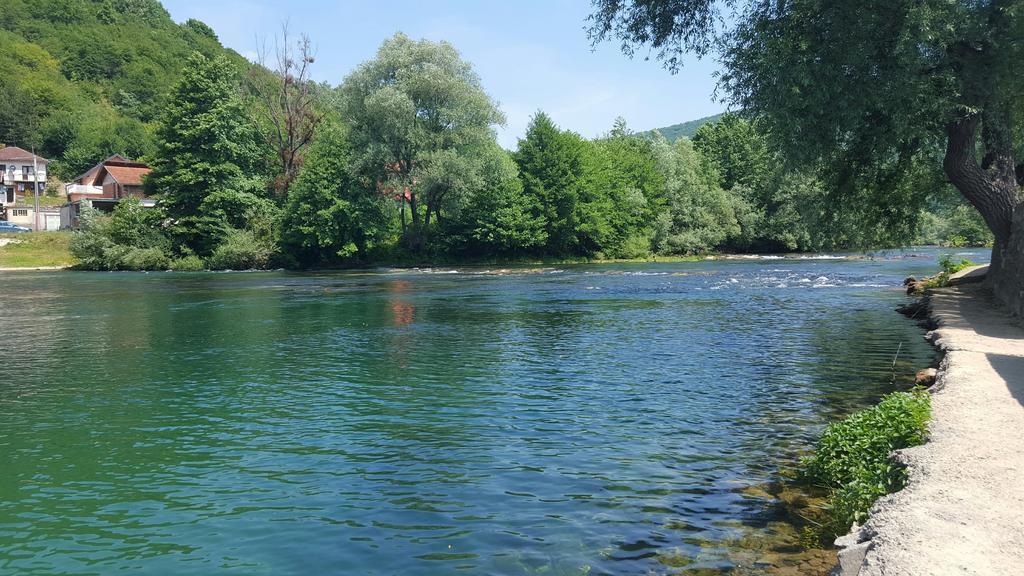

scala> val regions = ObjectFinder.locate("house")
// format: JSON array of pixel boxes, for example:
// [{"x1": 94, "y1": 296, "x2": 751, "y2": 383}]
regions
[
  {"x1": 0, "y1": 146, "x2": 49, "y2": 220},
  {"x1": 61, "y1": 155, "x2": 155, "y2": 228}
]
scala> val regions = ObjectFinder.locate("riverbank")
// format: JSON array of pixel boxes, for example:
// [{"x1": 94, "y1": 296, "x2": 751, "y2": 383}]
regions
[
  {"x1": 834, "y1": 284, "x2": 1024, "y2": 575},
  {"x1": 0, "y1": 236, "x2": 977, "y2": 272},
  {"x1": 0, "y1": 232, "x2": 72, "y2": 269}
]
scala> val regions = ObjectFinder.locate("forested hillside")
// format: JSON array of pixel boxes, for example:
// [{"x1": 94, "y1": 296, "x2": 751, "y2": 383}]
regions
[
  {"x1": 647, "y1": 113, "x2": 724, "y2": 142},
  {"x1": 0, "y1": 0, "x2": 243, "y2": 179}
]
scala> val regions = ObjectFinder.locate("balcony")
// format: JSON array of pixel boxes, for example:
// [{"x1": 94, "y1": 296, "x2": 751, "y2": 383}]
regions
[
  {"x1": 4, "y1": 170, "x2": 46, "y2": 183},
  {"x1": 65, "y1": 184, "x2": 103, "y2": 196}
]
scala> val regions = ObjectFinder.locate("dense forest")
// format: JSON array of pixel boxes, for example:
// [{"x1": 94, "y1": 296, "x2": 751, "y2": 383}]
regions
[{"x1": 0, "y1": 0, "x2": 992, "y2": 270}]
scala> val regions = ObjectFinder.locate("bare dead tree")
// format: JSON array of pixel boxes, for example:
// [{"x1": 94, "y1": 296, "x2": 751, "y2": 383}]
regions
[{"x1": 250, "y1": 23, "x2": 325, "y2": 200}]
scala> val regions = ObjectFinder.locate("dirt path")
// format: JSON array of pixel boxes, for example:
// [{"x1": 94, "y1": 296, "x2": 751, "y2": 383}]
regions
[{"x1": 837, "y1": 285, "x2": 1024, "y2": 575}]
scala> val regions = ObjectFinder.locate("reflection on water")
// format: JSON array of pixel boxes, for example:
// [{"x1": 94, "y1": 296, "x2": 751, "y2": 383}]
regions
[{"x1": 0, "y1": 248, "x2": 985, "y2": 575}]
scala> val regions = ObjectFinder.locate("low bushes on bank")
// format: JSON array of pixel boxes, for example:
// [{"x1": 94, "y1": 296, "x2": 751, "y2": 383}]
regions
[
  {"x1": 800, "y1": 389, "x2": 931, "y2": 541},
  {"x1": 206, "y1": 228, "x2": 274, "y2": 270},
  {"x1": 70, "y1": 198, "x2": 280, "y2": 271}
]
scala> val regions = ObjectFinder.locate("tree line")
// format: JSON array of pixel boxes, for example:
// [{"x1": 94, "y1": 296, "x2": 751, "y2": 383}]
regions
[
  {"x1": 70, "y1": 31, "x2": 990, "y2": 271},
  {"x1": 0, "y1": 1, "x2": 990, "y2": 269},
  {"x1": 588, "y1": 0, "x2": 1020, "y2": 301}
]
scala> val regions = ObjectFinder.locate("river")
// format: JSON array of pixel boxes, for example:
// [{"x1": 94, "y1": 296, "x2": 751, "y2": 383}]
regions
[{"x1": 0, "y1": 248, "x2": 988, "y2": 575}]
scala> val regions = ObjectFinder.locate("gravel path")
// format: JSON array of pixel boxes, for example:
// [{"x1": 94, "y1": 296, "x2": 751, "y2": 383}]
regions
[{"x1": 838, "y1": 285, "x2": 1024, "y2": 575}]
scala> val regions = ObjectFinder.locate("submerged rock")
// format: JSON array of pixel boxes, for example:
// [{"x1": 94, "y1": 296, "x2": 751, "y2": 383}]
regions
[
  {"x1": 895, "y1": 300, "x2": 927, "y2": 319},
  {"x1": 914, "y1": 367, "x2": 937, "y2": 387}
]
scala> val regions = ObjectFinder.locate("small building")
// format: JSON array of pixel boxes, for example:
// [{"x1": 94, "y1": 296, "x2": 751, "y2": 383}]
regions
[
  {"x1": 7, "y1": 205, "x2": 61, "y2": 231},
  {"x1": 1, "y1": 145, "x2": 49, "y2": 220},
  {"x1": 61, "y1": 155, "x2": 154, "y2": 228}
]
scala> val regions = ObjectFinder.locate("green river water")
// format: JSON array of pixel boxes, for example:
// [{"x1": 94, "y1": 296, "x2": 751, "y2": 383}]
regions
[{"x1": 0, "y1": 248, "x2": 987, "y2": 575}]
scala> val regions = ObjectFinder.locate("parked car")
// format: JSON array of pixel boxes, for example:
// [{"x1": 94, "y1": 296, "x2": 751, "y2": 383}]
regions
[{"x1": 0, "y1": 221, "x2": 31, "y2": 233}]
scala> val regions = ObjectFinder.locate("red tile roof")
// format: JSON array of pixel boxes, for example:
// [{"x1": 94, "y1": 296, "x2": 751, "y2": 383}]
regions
[
  {"x1": 73, "y1": 154, "x2": 131, "y2": 184},
  {"x1": 0, "y1": 146, "x2": 47, "y2": 163},
  {"x1": 105, "y1": 165, "x2": 151, "y2": 186}
]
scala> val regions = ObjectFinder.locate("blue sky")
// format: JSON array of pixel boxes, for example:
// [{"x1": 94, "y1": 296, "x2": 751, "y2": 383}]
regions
[{"x1": 161, "y1": 0, "x2": 725, "y2": 148}]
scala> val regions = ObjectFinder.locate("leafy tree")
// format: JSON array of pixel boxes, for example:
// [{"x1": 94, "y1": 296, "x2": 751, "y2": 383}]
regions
[
  {"x1": 413, "y1": 148, "x2": 487, "y2": 233},
  {"x1": 339, "y1": 33, "x2": 505, "y2": 250},
  {"x1": 104, "y1": 196, "x2": 168, "y2": 250},
  {"x1": 588, "y1": 0, "x2": 1024, "y2": 291},
  {"x1": 691, "y1": 114, "x2": 818, "y2": 251},
  {"x1": 692, "y1": 113, "x2": 770, "y2": 193},
  {"x1": 650, "y1": 133, "x2": 741, "y2": 254},
  {"x1": 514, "y1": 112, "x2": 588, "y2": 255},
  {"x1": 280, "y1": 122, "x2": 393, "y2": 265},
  {"x1": 442, "y1": 145, "x2": 547, "y2": 256},
  {"x1": 145, "y1": 52, "x2": 271, "y2": 254},
  {"x1": 69, "y1": 198, "x2": 171, "y2": 271},
  {"x1": 579, "y1": 127, "x2": 663, "y2": 257}
]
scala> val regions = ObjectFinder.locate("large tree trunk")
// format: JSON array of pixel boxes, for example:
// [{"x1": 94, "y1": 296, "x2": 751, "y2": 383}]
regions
[
  {"x1": 944, "y1": 114, "x2": 1024, "y2": 314},
  {"x1": 403, "y1": 192, "x2": 426, "y2": 252},
  {"x1": 994, "y1": 208, "x2": 1024, "y2": 316}
]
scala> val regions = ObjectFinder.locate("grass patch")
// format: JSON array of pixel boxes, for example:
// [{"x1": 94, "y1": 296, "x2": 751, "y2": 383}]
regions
[
  {"x1": 799, "y1": 390, "x2": 931, "y2": 544},
  {"x1": 0, "y1": 232, "x2": 74, "y2": 268},
  {"x1": 34, "y1": 195, "x2": 66, "y2": 207}
]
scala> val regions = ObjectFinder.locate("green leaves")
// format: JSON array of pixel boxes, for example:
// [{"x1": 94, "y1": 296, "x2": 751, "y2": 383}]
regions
[
  {"x1": 514, "y1": 112, "x2": 587, "y2": 256},
  {"x1": 589, "y1": 0, "x2": 1024, "y2": 250},
  {"x1": 801, "y1": 390, "x2": 931, "y2": 536},
  {"x1": 443, "y1": 145, "x2": 547, "y2": 256},
  {"x1": 280, "y1": 122, "x2": 392, "y2": 265},
  {"x1": 338, "y1": 33, "x2": 505, "y2": 248},
  {"x1": 650, "y1": 133, "x2": 740, "y2": 254},
  {"x1": 147, "y1": 51, "x2": 272, "y2": 255}
]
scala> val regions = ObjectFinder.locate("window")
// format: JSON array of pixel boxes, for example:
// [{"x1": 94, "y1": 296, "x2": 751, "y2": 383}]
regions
[
  {"x1": 22, "y1": 166, "x2": 33, "y2": 176},
  {"x1": 12, "y1": 209, "x2": 28, "y2": 217},
  {"x1": 4, "y1": 188, "x2": 12, "y2": 203}
]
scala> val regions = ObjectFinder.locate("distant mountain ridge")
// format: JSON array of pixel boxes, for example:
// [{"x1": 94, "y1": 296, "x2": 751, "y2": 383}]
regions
[{"x1": 646, "y1": 113, "x2": 725, "y2": 142}]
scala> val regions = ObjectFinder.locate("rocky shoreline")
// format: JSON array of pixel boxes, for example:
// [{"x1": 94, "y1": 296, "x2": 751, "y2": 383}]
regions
[{"x1": 832, "y1": 282, "x2": 1024, "y2": 575}]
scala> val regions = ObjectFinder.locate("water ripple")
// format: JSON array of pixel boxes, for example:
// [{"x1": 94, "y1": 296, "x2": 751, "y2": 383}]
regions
[{"x1": 0, "y1": 248, "x2": 978, "y2": 575}]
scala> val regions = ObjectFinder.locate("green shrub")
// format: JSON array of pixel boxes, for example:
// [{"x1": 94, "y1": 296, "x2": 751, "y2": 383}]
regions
[
  {"x1": 938, "y1": 254, "x2": 974, "y2": 276},
  {"x1": 69, "y1": 201, "x2": 174, "y2": 271},
  {"x1": 106, "y1": 197, "x2": 169, "y2": 250},
  {"x1": 608, "y1": 234, "x2": 653, "y2": 259},
  {"x1": 169, "y1": 254, "x2": 205, "y2": 271},
  {"x1": 70, "y1": 231, "x2": 117, "y2": 270},
  {"x1": 118, "y1": 247, "x2": 170, "y2": 270},
  {"x1": 921, "y1": 254, "x2": 976, "y2": 290},
  {"x1": 800, "y1": 390, "x2": 931, "y2": 538},
  {"x1": 207, "y1": 228, "x2": 274, "y2": 270}
]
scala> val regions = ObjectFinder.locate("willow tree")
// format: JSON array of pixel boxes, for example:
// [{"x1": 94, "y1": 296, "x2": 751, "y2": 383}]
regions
[
  {"x1": 590, "y1": 0, "x2": 1024, "y2": 310},
  {"x1": 338, "y1": 33, "x2": 504, "y2": 250}
]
